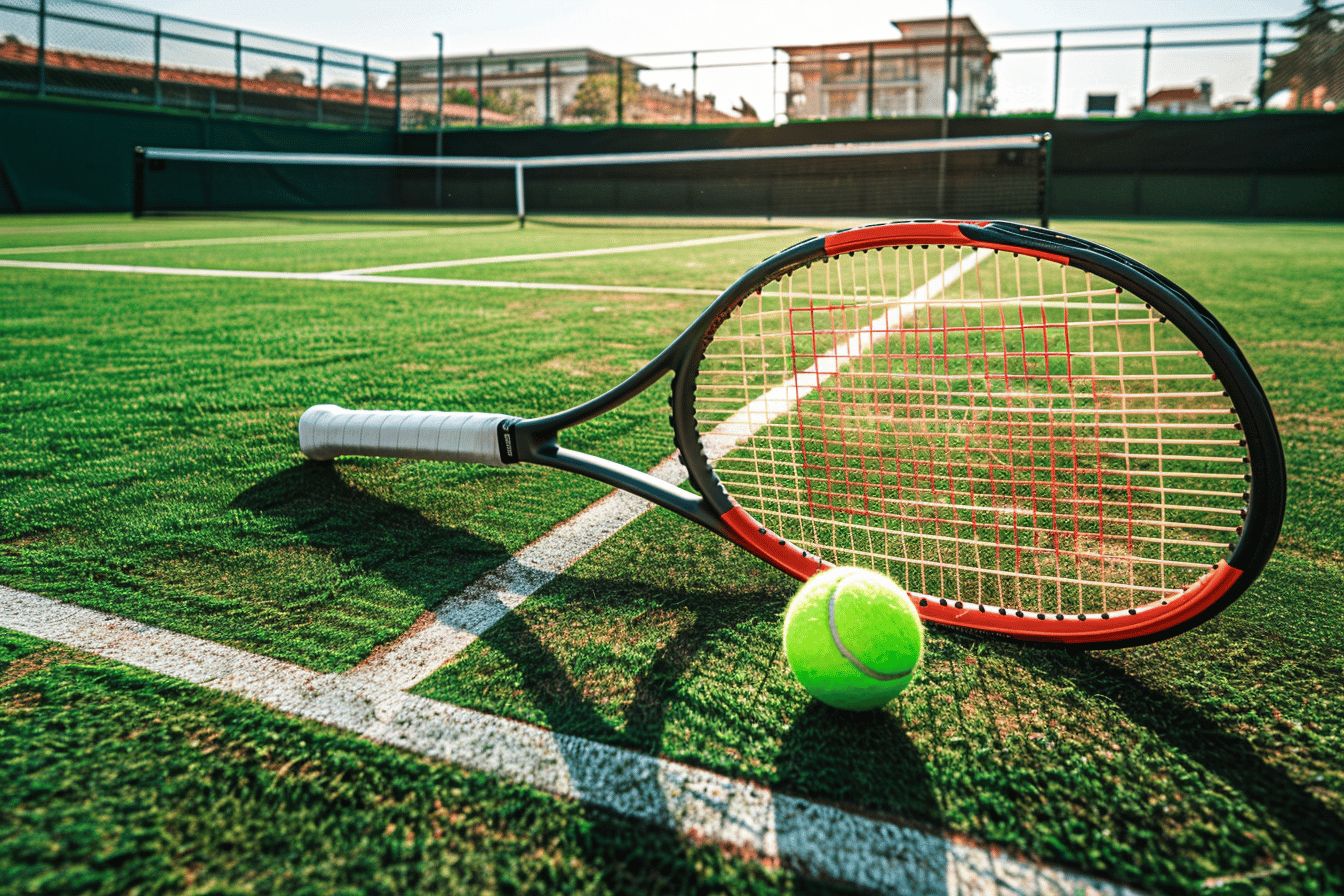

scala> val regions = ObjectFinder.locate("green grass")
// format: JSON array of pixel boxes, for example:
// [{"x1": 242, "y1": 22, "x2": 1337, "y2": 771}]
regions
[
  {"x1": 2, "y1": 214, "x2": 1342, "y2": 893},
  {"x1": 0, "y1": 632, "x2": 834, "y2": 895}
]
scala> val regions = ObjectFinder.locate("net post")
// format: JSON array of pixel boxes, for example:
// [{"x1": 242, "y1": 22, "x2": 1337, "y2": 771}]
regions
[
  {"x1": 1038, "y1": 132, "x2": 1053, "y2": 228},
  {"x1": 514, "y1": 162, "x2": 526, "y2": 229},
  {"x1": 131, "y1": 146, "x2": 146, "y2": 218}
]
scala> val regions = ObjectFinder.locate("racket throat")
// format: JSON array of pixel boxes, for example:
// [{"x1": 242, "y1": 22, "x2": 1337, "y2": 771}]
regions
[{"x1": 719, "y1": 506, "x2": 826, "y2": 582}]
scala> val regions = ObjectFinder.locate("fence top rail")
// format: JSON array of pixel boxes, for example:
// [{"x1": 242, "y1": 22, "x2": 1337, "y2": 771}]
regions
[
  {"x1": 993, "y1": 35, "x2": 1295, "y2": 55},
  {"x1": 446, "y1": 13, "x2": 1315, "y2": 64},
  {"x1": 140, "y1": 135, "x2": 1048, "y2": 171},
  {"x1": 987, "y1": 15, "x2": 1314, "y2": 38},
  {"x1": 15, "y1": 0, "x2": 395, "y2": 68}
]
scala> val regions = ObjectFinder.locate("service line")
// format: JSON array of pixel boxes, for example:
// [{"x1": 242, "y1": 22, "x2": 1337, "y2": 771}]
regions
[{"x1": 329, "y1": 228, "x2": 800, "y2": 275}]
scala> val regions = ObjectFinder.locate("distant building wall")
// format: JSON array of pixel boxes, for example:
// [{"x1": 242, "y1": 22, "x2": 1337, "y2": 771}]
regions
[{"x1": 780, "y1": 17, "x2": 995, "y2": 120}]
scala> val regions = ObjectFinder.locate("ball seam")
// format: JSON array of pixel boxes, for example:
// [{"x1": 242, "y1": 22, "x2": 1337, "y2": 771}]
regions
[{"x1": 827, "y1": 574, "x2": 917, "y2": 682}]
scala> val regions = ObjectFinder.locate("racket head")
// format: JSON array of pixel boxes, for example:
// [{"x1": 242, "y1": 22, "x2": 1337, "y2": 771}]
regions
[{"x1": 672, "y1": 221, "x2": 1284, "y2": 647}]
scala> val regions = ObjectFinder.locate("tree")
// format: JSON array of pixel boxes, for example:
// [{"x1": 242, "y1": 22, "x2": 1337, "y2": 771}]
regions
[
  {"x1": 262, "y1": 67, "x2": 305, "y2": 85},
  {"x1": 565, "y1": 63, "x2": 642, "y2": 123},
  {"x1": 1266, "y1": 1, "x2": 1344, "y2": 110}
]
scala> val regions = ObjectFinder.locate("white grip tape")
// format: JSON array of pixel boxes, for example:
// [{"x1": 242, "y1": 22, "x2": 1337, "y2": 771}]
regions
[{"x1": 298, "y1": 404, "x2": 510, "y2": 466}]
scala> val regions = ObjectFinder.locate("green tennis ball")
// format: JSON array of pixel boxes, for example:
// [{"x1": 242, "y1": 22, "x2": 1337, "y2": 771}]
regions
[{"x1": 783, "y1": 566, "x2": 923, "y2": 711}]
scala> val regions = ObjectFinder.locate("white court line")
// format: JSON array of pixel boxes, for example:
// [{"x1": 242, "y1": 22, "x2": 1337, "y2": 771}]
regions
[
  {"x1": 353, "y1": 248, "x2": 991, "y2": 691},
  {"x1": 0, "y1": 585, "x2": 1139, "y2": 896},
  {"x1": 0, "y1": 228, "x2": 424, "y2": 255},
  {"x1": 0, "y1": 259, "x2": 720, "y2": 297},
  {"x1": 348, "y1": 453, "x2": 691, "y2": 689},
  {"x1": 0, "y1": 224, "x2": 513, "y2": 256},
  {"x1": 330, "y1": 229, "x2": 799, "y2": 275}
]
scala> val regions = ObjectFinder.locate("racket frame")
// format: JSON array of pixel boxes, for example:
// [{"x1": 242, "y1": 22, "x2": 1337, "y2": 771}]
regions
[{"x1": 369, "y1": 221, "x2": 1288, "y2": 647}]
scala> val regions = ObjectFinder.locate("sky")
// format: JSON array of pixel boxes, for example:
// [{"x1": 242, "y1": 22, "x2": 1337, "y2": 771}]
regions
[{"x1": 139, "y1": 0, "x2": 1306, "y2": 117}]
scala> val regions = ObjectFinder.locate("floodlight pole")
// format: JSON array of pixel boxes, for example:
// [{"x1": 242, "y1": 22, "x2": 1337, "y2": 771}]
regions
[
  {"x1": 937, "y1": 0, "x2": 952, "y2": 217},
  {"x1": 434, "y1": 31, "x2": 444, "y2": 210},
  {"x1": 1256, "y1": 21, "x2": 1270, "y2": 110},
  {"x1": 1139, "y1": 27, "x2": 1152, "y2": 113}
]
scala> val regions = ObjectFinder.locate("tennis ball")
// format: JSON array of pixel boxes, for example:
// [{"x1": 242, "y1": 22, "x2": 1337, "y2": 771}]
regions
[{"x1": 783, "y1": 566, "x2": 923, "y2": 711}]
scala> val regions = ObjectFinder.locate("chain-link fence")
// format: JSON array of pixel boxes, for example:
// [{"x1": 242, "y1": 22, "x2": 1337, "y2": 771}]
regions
[
  {"x1": 0, "y1": 0, "x2": 398, "y2": 127},
  {"x1": 0, "y1": 0, "x2": 1330, "y2": 131}
]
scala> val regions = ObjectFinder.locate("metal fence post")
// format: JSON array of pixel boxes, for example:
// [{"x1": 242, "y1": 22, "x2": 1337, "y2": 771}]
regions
[
  {"x1": 152, "y1": 15, "x2": 162, "y2": 106},
  {"x1": 941, "y1": 8, "x2": 952, "y2": 126},
  {"x1": 690, "y1": 50, "x2": 698, "y2": 124},
  {"x1": 955, "y1": 37, "x2": 964, "y2": 112},
  {"x1": 394, "y1": 61, "x2": 402, "y2": 130},
  {"x1": 434, "y1": 32, "x2": 444, "y2": 208},
  {"x1": 362, "y1": 55, "x2": 370, "y2": 128},
  {"x1": 544, "y1": 59, "x2": 552, "y2": 124},
  {"x1": 233, "y1": 30, "x2": 243, "y2": 114},
  {"x1": 36, "y1": 0, "x2": 46, "y2": 97},
  {"x1": 771, "y1": 49, "x2": 777, "y2": 121},
  {"x1": 475, "y1": 57, "x2": 484, "y2": 126},
  {"x1": 1139, "y1": 26, "x2": 1152, "y2": 112},
  {"x1": 866, "y1": 43, "x2": 875, "y2": 119},
  {"x1": 1050, "y1": 30, "x2": 1061, "y2": 117},
  {"x1": 315, "y1": 47, "x2": 324, "y2": 123},
  {"x1": 616, "y1": 57, "x2": 624, "y2": 124},
  {"x1": 1256, "y1": 20, "x2": 1270, "y2": 110}
]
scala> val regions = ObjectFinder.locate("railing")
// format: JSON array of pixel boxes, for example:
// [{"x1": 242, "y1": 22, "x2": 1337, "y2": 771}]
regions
[
  {"x1": 404, "y1": 18, "x2": 1310, "y2": 129},
  {"x1": 0, "y1": 0, "x2": 1325, "y2": 131},
  {"x1": 0, "y1": 0, "x2": 398, "y2": 128}
]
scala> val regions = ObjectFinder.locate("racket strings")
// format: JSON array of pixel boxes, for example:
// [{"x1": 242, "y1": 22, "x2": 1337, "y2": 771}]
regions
[{"x1": 695, "y1": 245, "x2": 1248, "y2": 616}]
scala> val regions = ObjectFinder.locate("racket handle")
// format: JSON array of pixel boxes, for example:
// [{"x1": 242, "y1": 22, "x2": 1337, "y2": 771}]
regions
[{"x1": 299, "y1": 404, "x2": 514, "y2": 466}]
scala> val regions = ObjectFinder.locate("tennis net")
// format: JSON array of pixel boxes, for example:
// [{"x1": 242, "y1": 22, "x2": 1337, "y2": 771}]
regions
[{"x1": 133, "y1": 134, "x2": 1052, "y2": 225}]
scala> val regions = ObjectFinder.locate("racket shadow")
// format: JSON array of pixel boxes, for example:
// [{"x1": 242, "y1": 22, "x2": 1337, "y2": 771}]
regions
[
  {"x1": 1017, "y1": 648, "x2": 1344, "y2": 880},
  {"x1": 231, "y1": 465, "x2": 848, "y2": 886},
  {"x1": 230, "y1": 462, "x2": 512, "y2": 614},
  {"x1": 455, "y1": 568, "x2": 943, "y2": 883}
]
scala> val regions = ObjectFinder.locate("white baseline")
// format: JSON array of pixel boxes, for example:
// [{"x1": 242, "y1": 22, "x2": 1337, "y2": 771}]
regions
[{"x1": 0, "y1": 586, "x2": 1140, "y2": 896}]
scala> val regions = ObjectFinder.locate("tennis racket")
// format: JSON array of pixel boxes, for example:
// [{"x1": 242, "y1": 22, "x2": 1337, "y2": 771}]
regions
[{"x1": 299, "y1": 221, "x2": 1284, "y2": 647}]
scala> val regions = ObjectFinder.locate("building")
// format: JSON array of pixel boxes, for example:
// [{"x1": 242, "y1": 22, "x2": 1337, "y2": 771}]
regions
[
  {"x1": 778, "y1": 17, "x2": 995, "y2": 120},
  {"x1": 400, "y1": 48, "x2": 619, "y2": 125},
  {"x1": 1142, "y1": 81, "x2": 1214, "y2": 114},
  {"x1": 397, "y1": 47, "x2": 752, "y2": 125}
]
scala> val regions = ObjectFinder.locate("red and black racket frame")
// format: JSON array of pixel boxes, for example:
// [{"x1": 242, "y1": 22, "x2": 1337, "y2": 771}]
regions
[{"x1": 492, "y1": 220, "x2": 1285, "y2": 648}]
